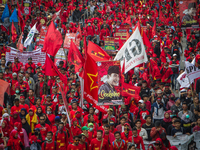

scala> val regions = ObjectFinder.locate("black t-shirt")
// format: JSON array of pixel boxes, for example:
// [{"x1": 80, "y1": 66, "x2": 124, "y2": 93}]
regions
[{"x1": 142, "y1": 123, "x2": 155, "y2": 141}]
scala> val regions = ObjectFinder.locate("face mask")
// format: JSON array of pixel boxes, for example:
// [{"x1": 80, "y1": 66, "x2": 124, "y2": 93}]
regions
[
  {"x1": 170, "y1": 115, "x2": 173, "y2": 118},
  {"x1": 183, "y1": 93, "x2": 187, "y2": 97},
  {"x1": 116, "y1": 138, "x2": 121, "y2": 142},
  {"x1": 58, "y1": 126, "x2": 63, "y2": 131},
  {"x1": 16, "y1": 90, "x2": 20, "y2": 94},
  {"x1": 14, "y1": 127, "x2": 18, "y2": 130},
  {"x1": 35, "y1": 132, "x2": 39, "y2": 135},
  {"x1": 47, "y1": 111, "x2": 51, "y2": 114},
  {"x1": 89, "y1": 128, "x2": 93, "y2": 131},
  {"x1": 88, "y1": 23, "x2": 91, "y2": 26},
  {"x1": 57, "y1": 80, "x2": 60, "y2": 83},
  {"x1": 186, "y1": 114, "x2": 190, "y2": 119},
  {"x1": 76, "y1": 114, "x2": 81, "y2": 118},
  {"x1": 47, "y1": 138, "x2": 52, "y2": 142},
  {"x1": 171, "y1": 97, "x2": 174, "y2": 100},
  {"x1": 164, "y1": 66, "x2": 168, "y2": 69}
]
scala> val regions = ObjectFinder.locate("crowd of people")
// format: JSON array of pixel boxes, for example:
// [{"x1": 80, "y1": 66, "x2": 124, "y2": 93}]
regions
[{"x1": 0, "y1": 0, "x2": 200, "y2": 150}]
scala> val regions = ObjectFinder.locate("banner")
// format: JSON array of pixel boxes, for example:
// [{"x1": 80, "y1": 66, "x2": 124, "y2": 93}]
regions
[
  {"x1": 36, "y1": 26, "x2": 47, "y2": 48},
  {"x1": 114, "y1": 25, "x2": 128, "y2": 43},
  {"x1": 115, "y1": 27, "x2": 148, "y2": 73},
  {"x1": 180, "y1": 0, "x2": 199, "y2": 29},
  {"x1": 63, "y1": 33, "x2": 80, "y2": 49},
  {"x1": 104, "y1": 37, "x2": 115, "y2": 52},
  {"x1": 97, "y1": 61, "x2": 122, "y2": 105},
  {"x1": 6, "y1": 47, "x2": 46, "y2": 65},
  {"x1": 185, "y1": 58, "x2": 200, "y2": 81},
  {"x1": 23, "y1": 1, "x2": 31, "y2": 15},
  {"x1": 177, "y1": 71, "x2": 193, "y2": 88},
  {"x1": 54, "y1": 48, "x2": 67, "y2": 67},
  {"x1": 122, "y1": 82, "x2": 141, "y2": 99}
]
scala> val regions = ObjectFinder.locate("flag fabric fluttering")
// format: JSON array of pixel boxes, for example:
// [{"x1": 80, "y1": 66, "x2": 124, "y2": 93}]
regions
[
  {"x1": 68, "y1": 40, "x2": 85, "y2": 73},
  {"x1": 11, "y1": 22, "x2": 18, "y2": 43},
  {"x1": 75, "y1": 25, "x2": 82, "y2": 40},
  {"x1": 10, "y1": 8, "x2": 18, "y2": 22},
  {"x1": 43, "y1": 21, "x2": 63, "y2": 57},
  {"x1": 1, "y1": 4, "x2": 9, "y2": 22},
  {"x1": 115, "y1": 26, "x2": 148, "y2": 73},
  {"x1": 87, "y1": 41, "x2": 111, "y2": 61},
  {"x1": 17, "y1": 32, "x2": 24, "y2": 52},
  {"x1": 45, "y1": 54, "x2": 68, "y2": 85},
  {"x1": 24, "y1": 23, "x2": 38, "y2": 47}
]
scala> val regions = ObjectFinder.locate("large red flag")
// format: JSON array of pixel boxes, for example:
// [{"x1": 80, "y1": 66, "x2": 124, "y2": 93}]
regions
[
  {"x1": 68, "y1": 40, "x2": 85, "y2": 72},
  {"x1": 11, "y1": 22, "x2": 17, "y2": 43},
  {"x1": 159, "y1": 10, "x2": 168, "y2": 25},
  {"x1": 0, "y1": 80, "x2": 9, "y2": 107},
  {"x1": 83, "y1": 54, "x2": 108, "y2": 113},
  {"x1": 45, "y1": 54, "x2": 68, "y2": 85},
  {"x1": 122, "y1": 82, "x2": 141, "y2": 99},
  {"x1": 17, "y1": 32, "x2": 24, "y2": 52},
  {"x1": 87, "y1": 41, "x2": 111, "y2": 61},
  {"x1": 43, "y1": 21, "x2": 63, "y2": 57},
  {"x1": 152, "y1": 19, "x2": 156, "y2": 37},
  {"x1": 142, "y1": 29, "x2": 152, "y2": 49}
]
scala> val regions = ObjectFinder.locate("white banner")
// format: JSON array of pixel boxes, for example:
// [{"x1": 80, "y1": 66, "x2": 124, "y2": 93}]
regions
[
  {"x1": 185, "y1": 58, "x2": 200, "y2": 81},
  {"x1": 6, "y1": 47, "x2": 46, "y2": 66},
  {"x1": 114, "y1": 27, "x2": 147, "y2": 73},
  {"x1": 177, "y1": 71, "x2": 193, "y2": 88}
]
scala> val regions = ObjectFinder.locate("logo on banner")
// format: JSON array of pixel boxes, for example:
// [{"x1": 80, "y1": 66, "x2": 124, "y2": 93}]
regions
[
  {"x1": 180, "y1": 73, "x2": 187, "y2": 82},
  {"x1": 125, "y1": 39, "x2": 142, "y2": 62},
  {"x1": 122, "y1": 87, "x2": 136, "y2": 95}
]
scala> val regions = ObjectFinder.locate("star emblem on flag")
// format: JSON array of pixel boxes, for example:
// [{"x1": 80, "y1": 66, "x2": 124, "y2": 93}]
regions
[{"x1": 87, "y1": 73, "x2": 98, "y2": 91}]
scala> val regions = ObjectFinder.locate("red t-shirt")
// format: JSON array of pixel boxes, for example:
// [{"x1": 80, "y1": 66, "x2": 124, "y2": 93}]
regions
[{"x1": 67, "y1": 144, "x2": 82, "y2": 150}]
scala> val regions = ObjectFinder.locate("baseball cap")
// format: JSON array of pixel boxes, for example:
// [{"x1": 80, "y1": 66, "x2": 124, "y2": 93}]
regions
[
  {"x1": 173, "y1": 54, "x2": 177, "y2": 57},
  {"x1": 138, "y1": 100, "x2": 144, "y2": 103},
  {"x1": 82, "y1": 126, "x2": 89, "y2": 131},
  {"x1": 108, "y1": 108, "x2": 113, "y2": 111},
  {"x1": 109, "y1": 121, "x2": 115, "y2": 125},
  {"x1": 88, "y1": 123, "x2": 94, "y2": 127},
  {"x1": 157, "y1": 89, "x2": 162, "y2": 94}
]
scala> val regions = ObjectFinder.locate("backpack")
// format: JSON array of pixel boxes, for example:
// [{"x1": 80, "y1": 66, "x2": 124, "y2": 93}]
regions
[
  {"x1": 30, "y1": 142, "x2": 41, "y2": 150},
  {"x1": 55, "y1": 131, "x2": 67, "y2": 142},
  {"x1": 44, "y1": 141, "x2": 56, "y2": 150}
]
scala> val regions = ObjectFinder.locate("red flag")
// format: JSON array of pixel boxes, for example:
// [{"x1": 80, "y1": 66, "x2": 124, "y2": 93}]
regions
[
  {"x1": 122, "y1": 82, "x2": 141, "y2": 99},
  {"x1": 11, "y1": 22, "x2": 17, "y2": 43},
  {"x1": 45, "y1": 54, "x2": 68, "y2": 85},
  {"x1": 159, "y1": 10, "x2": 168, "y2": 25},
  {"x1": 43, "y1": 21, "x2": 63, "y2": 57},
  {"x1": 68, "y1": 40, "x2": 85, "y2": 72},
  {"x1": 118, "y1": 37, "x2": 123, "y2": 49},
  {"x1": 52, "y1": 9, "x2": 61, "y2": 21},
  {"x1": 124, "y1": 15, "x2": 132, "y2": 27},
  {"x1": 17, "y1": 32, "x2": 24, "y2": 52},
  {"x1": 83, "y1": 54, "x2": 108, "y2": 113},
  {"x1": 0, "y1": 80, "x2": 9, "y2": 107},
  {"x1": 83, "y1": 36, "x2": 87, "y2": 55},
  {"x1": 142, "y1": 29, "x2": 151, "y2": 48},
  {"x1": 152, "y1": 19, "x2": 156, "y2": 37},
  {"x1": 87, "y1": 41, "x2": 111, "y2": 61},
  {"x1": 75, "y1": 25, "x2": 82, "y2": 40},
  {"x1": 160, "y1": 50, "x2": 171, "y2": 63}
]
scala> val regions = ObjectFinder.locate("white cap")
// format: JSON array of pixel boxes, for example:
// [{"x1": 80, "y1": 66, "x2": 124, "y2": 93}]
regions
[
  {"x1": 180, "y1": 89, "x2": 186, "y2": 93},
  {"x1": 138, "y1": 100, "x2": 144, "y2": 103},
  {"x1": 173, "y1": 54, "x2": 177, "y2": 57},
  {"x1": 61, "y1": 111, "x2": 67, "y2": 115}
]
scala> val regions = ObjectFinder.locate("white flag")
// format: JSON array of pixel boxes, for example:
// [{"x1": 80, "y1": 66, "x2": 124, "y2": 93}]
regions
[
  {"x1": 185, "y1": 58, "x2": 200, "y2": 81},
  {"x1": 177, "y1": 71, "x2": 193, "y2": 88},
  {"x1": 114, "y1": 27, "x2": 147, "y2": 73},
  {"x1": 24, "y1": 23, "x2": 38, "y2": 47}
]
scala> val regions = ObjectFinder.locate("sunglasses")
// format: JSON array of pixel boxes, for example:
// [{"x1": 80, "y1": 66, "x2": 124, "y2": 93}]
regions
[
  {"x1": 74, "y1": 140, "x2": 79, "y2": 142},
  {"x1": 40, "y1": 119, "x2": 45, "y2": 120}
]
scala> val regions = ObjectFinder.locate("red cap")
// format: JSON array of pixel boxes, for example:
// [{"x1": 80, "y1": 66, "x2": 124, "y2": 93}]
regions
[
  {"x1": 152, "y1": 54, "x2": 157, "y2": 57},
  {"x1": 72, "y1": 118, "x2": 78, "y2": 122},
  {"x1": 124, "y1": 123, "x2": 129, "y2": 126},
  {"x1": 39, "y1": 75, "x2": 44, "y2": 78},
  {"x1": 37, "y1": 62, "x2": 42, "y2": 67},
  {"x1": 20, "y1": 95, "x2": 25, "y2": 99}
]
